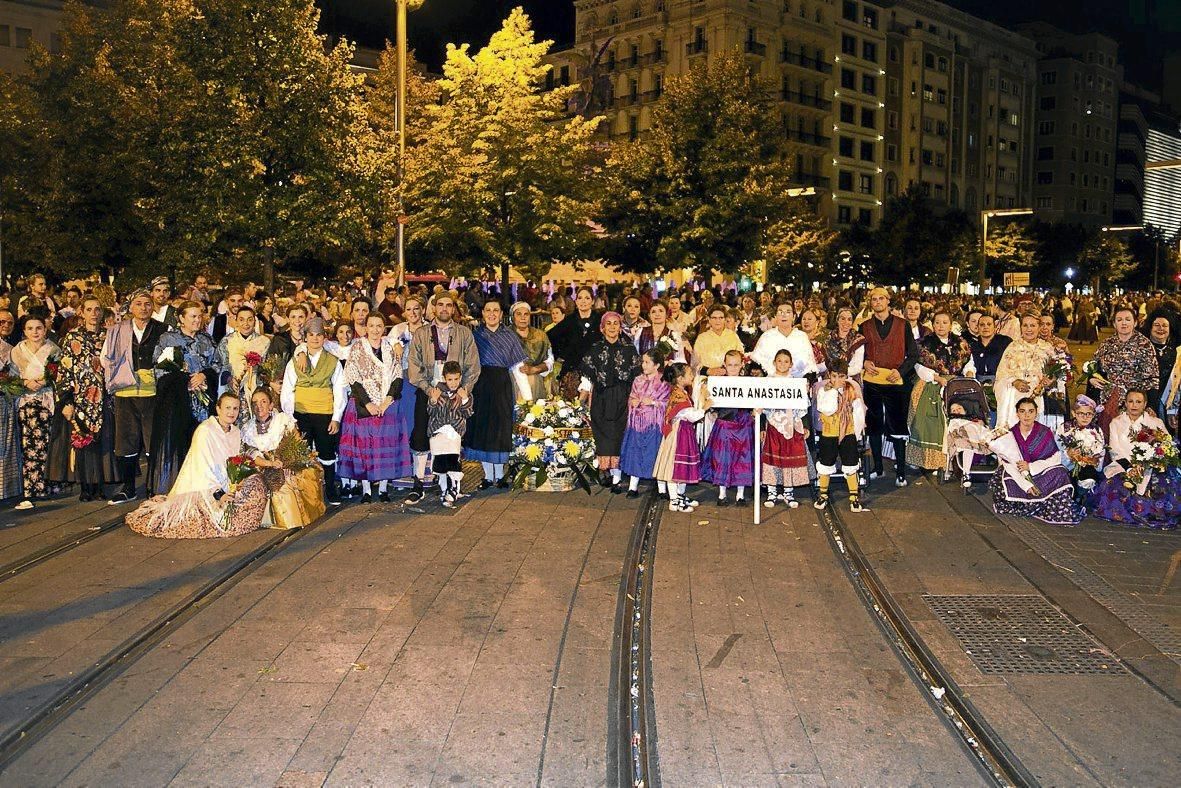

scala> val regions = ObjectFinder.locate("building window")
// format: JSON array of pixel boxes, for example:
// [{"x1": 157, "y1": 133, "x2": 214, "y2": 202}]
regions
[
  {"x1": 1038, "y1": 120, "x2": 1055, "y2": 135},
  {"x1": 863, "y1": 8, "x2": 878, "y2": 29},
  {"x1": 858, "y1": 208, "x2": 873, "y2": 224},
  {"x1": 938, "y1": 57, "x2": 948, "y2": 72},
  {"x1": 842, "y1": 1, "x2": 857, "y2": 21},
  {"x1": 923, "y1": 84, "x2": 934, "y2": 102},
  {"x1": 839, "y1": 136, "x2": 855, "y2": 156},
  {"x1": 860, "y1": 141, "x2": 874, "y2": 161},
  {"x1": 888, "y1": 77, "x2": 899, "y2": 96},
  {"x1": 936, "y1": 89, "x2": 946, "y2": 105},
  {"x1": 841, "y1": 68, "x2": 856, "y2": 89},
  {"x1": 838, "y1": 171, "x2": 854, "y2": 191},
  {"x1": 1036, "y1": 196, "x2": 1053, "y2": 209},
  {"x1": 1036, "y1": 171, "x2": 1053, "y2": 185},
  {"x1": 839, "y1": 102, "x2": 855, "y2": 123},
  {"x1": 922, "y1": 149, "x2": 933, "y2": 165},
  {"x1": 15, "y1": 26, "x2": 32, "y2": 49},
  {"x1": 1039, "y1": 96, "x2": 1056, "y2": 111},
  {"x1": 862, "y1": 74, "x2": 876, "y2": 95},
  {"x1": 888, "y1": 46, "x2": 899, "y2": 63},
  {"x1": 935, "y1": 152, "x2": 945, "y2": 168},
  {"x1": 862, "y1": 41, "x2": 877, "y2": 62},
  {"x1": 628, "y1": 115, "x2": 640, "y2": 141},
  {"x1": 841, "y1": 34, "x2": 857, "y2": 56},
  {"x1": 934, "y1": 183, "x2": 945, "y2": 199},
  {"x1": 1038, "y1": 146, "x2": 1054, "y2": 160},
  {"x1": 886, "y1": 144, "x2": 897, "y2": 161},
  {"x1": 923, "y1": 117, "x2": 933, "y2": 133},
  {"x1": 860, "y1": 107, "x2": 875, "y2": 128},
  {"x1": 886, "y1": 173, "x2": 898, "y2": 194},
  {"x1": 0, "y1": 25, "x2": 10, "y2": 47},
  {"x1": 925, "y1": 53, "x2": 935, "y2": 69},
  {"x1": 838, "y1": 205, "x2": 853, "y2": 223},
  {"x1": 887, "y1": 111, "x2": 898, "y2": 129}
]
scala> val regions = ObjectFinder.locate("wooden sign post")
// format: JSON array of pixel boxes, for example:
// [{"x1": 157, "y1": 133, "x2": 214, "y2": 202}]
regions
[{"x1": 703, "y1": 376, "x2": 811, "y2": 525}]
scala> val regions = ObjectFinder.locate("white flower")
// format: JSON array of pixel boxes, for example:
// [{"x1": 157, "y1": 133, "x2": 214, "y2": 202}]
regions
[
  {"x1": 543, "y1": 427, "x2": 554, "y2": 437},
  {"x1": 544, "y1": 439, "x2": 555, "y2": 447},
  {"x1": 524, "y1": 414, "x2": 535, "y2": 425},
  {"x1": 158, "y1": 347, "x2": 177, "y2": 363},
  {"x1": 571, "y1": 431, "x2": 580, "y2": 440}
]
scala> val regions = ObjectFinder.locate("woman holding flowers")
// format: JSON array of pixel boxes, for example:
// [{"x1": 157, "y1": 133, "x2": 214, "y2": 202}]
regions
[
  {"x1": 467, "y1": 300, "x2": 527, "y2": 489},
  {"x1": 1088, "y1": 307, "x2": 1159, "y2": 437},
  {"x1": 147, "y1": 301, "x2": 219, "y2": 497},
  {"x1": 54, "y1": 297, "x2": 114, "y2": 501},
  {"x1": 906, "y1": 311, "x2": 974, "y2": 471},
  {"x1": 988, "y1": 398, "x2": 1086, "y2": 526},
  {"x1": 619, "y1": 350, "x2": 670, "y2": 498},
  {"x1": 127, "y1": 392, "x2": 275, "y2": 538},
  {"x1": 635, "y1": 300, "x2": 688, "y2": 365},
  {"x1": 1038, "y1": 313, "x2": 1073, "y2": 432},
  {"x1": 1091, "y1": 389, "x2": 1181, "y2": 529},
  {"x1": 582, "y1": 312, "x2": 640, "y2": 492},
  {"x1": 8, "y1": 316, "x2": 60, "y2": 510},
  {"x1": 994, "y1": 314, "x2": 1054, "y2": 429}
]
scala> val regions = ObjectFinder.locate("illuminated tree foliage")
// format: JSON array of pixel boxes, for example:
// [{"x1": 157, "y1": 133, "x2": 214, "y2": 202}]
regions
[{"x1": 403, "y1": 7, "x2": 605, "y2": 285}]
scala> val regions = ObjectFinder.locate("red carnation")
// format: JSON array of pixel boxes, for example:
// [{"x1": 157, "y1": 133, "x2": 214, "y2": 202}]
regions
[{"x1": 245, "y1": 352, "x2": 263, "y2": 368}]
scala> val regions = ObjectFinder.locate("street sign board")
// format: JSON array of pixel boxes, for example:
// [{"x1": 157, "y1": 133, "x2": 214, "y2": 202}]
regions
[
  {"x1": 1003, "y1": 272, "x2": 1031, "y2": 288},
  {"x1": 704, "y1": 377, "x2": 810, "y2": 410}
]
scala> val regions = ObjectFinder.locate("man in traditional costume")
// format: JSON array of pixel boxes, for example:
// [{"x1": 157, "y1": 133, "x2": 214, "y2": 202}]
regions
[
  {"x1": 280, "y1": 318, "x2": 346, "y2": 505},
  {"x1": 859, "y1": 287, "x2": 919, "y2": 487}
]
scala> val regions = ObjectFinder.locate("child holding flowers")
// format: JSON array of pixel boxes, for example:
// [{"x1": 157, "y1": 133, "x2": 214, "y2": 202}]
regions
[
  {"x1": 1092, "y1": 389, "x2": 1181, "y2": 529},
  {"x1": 1056, "y1": 395, "x2": 1106, "y2": 503}
]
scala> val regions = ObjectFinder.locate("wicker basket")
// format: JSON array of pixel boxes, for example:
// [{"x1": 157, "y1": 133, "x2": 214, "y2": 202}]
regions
[{"x1": 521, "y1": 465, "x2": 577, "y2": 493}]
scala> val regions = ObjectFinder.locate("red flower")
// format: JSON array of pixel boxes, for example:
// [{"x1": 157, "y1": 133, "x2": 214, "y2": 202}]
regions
[{"x1": 245, "y1": 352, "x2": 263, "y2": 368}]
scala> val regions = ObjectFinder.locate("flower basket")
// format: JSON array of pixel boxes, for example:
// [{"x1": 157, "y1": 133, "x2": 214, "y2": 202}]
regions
[{"x1": 522, "y1": 465, "x2": 576, "y2": 493}]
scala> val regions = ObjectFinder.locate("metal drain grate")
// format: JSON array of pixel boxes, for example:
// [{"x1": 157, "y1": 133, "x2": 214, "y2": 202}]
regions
[{"x1": 924, "y1": 594, "x2": 1128, "y2": 675}]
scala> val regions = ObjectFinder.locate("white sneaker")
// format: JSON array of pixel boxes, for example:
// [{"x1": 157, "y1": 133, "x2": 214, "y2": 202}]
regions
[
  {"x1": 784, "y1": 495, "x2": 800, "y2": 509},
  {"x1": 14, "y1": 500, "x2": 33, "y2": 511}
]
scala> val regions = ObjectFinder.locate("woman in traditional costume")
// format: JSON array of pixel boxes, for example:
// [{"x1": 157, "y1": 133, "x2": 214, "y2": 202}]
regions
[
  {"x1": 988, "y1": 397, "x2": 1085, "y2": 526},
  {"x1": 824, "y1": 308, "x2": 866, "y2": 384},
  {"x1": 906, "y1": 311, "x2": 974, "y2": 471},
  {"x1": 509, "y1": 301, "x2": 553, "y2": 402},
  {"x1": 339, "y1": 313, "x2": 408, "y2": 503},
  {"x1": 1087, "y1": 307, "x2": 1159, "y2": 437},
  {"x1": 1091, "y1": 389, "x2": 1181, "y2": 529},
  {"x1": 126, "y1": 393, "x2": 275, "y2": 538},
  {"x1": 635, "y1": 300, "x2": 688, "y2": 364},
  {"x1": 9, "y1": 316, "x2": 60, "y2": 510},
  {"x1": 55, "y1": 297, "x2": 114, "y2": 500},
  {"x1": 147, "y1": 301, "x2": 219, "y2": 497},
  {"x1": 466, "y1": 300, "x2": 527, "y2": 489},
  {"x1": 582, "y1": 312, "x2": 640, "y2": 492},
  {"x1": 0, "y1": 335, "x2": 22, "y2": 501},
  {"x1": 994, "y1": 314, "x2": 1054, "y2": 429},
  {"x1": 619, "y1": 350, "x2": 670, "y2": 498},
  {"x1": 653, "y1": 363, "x2": 706, "y2": 512}
]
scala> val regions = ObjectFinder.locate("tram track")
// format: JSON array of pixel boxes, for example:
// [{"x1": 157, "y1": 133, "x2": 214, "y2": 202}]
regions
[
  {"x1": 816, "y1": 498, "x2": 1037, "y2": 788},
  {"x1": 0, "y1": 511, "x2": 126, "y2": 585},
  {"x1": 0, "y1": 506, "x2": 350, "y2": 772},
  {"x1": 607, "y1": 491, "x2": 663, "y2": 788}
]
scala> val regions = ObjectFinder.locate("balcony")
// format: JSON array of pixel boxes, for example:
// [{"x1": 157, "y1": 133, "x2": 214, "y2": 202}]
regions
[
  {"x1": 613, "y1": 94, "x2": 640, "y2": 108},
  {"x1": 780, "y1": 49, "x2": 833, "y2": 74},
  {"x1": 744, "y1": 40, "x2": 767, "y2": 57},
  {"x1": 639, "y1": 50, "x2": 666, "y2": 67},
  {"x1": 780, "y1": 89, "x2": 833, "y2": 111},
  {"x1": 686, "y1": 40, "x2": 708, "y2": 57},
  {"x1": 792, "y1": 173, "x2": 831, "y2": 189},
  {"x1": 784, "y1": 128, "x2": 832, "y2": 147},
  {"x1": 640, "y1": 89, "x2": 663, "y2": 104}
]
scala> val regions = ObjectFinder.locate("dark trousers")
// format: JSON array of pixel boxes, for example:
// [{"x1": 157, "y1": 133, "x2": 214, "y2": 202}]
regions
[
  {"x1": 114, "y1": 396, "x2": 155, "y2": 457},
  {"x1": 863, "y1": 381, "x2": 909, "y2": 474},
  {"x1": 294, "y1": 412, "x2": 338, "y2": 463}
]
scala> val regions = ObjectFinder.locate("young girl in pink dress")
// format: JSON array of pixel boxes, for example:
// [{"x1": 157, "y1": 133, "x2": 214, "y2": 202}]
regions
[{"x1": 652, "y1": 363, "x2": 706, "y2": 513}]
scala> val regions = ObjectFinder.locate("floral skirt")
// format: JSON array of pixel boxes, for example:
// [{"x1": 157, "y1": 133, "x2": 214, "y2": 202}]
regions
[
  {"x1": 126, "y1": 474, "x2": 271, "y2": 539},
  {"x1": 990, "y1": 467, "x2": 1085, "y2": 526},
  {"x1": 18, "y1": 400, "x2": 51, "y2": 500},
  {"x1": 1091, "y1": 468, "x2": 1181, "y2": 529}
]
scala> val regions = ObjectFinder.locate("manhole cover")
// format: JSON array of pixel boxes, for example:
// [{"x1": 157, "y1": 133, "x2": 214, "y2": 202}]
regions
[{"x1": 924, "y1": 594, "x2": 1128, "y2": 675}]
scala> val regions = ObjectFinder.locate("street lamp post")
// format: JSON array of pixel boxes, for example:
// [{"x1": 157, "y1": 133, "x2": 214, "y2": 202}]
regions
[
  {"x1": 978, "y1": 208, "x2": 1033, "y2": 293},
  {"x1": 395, "y1": 0, "x2": 426, "y2": 289}
]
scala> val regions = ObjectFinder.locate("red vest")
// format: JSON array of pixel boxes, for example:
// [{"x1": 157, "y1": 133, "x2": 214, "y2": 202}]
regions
[{"x1": 861, "y1": 315, "x2": 906, "y2": 369}]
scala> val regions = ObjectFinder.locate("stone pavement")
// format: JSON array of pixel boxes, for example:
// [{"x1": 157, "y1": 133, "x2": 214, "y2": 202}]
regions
[
  {"x1": 1, "y1": 490, "x2": 636, "y2": 787},
  {"x1": 651, "y1": 498, "x2": 984, "y2": 787},
  {"x1": 839, "y1": 475, "x2": 1181, "y2": 786}
]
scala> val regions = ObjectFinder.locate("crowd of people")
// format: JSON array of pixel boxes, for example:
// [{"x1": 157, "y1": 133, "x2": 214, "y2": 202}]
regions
[{"x1": 1, "y1": 272, "x2": 1179, "y2": 535}]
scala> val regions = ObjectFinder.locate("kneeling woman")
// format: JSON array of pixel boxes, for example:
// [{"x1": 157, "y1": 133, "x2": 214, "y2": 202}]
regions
[
  {"x1": 1092, "y1": 389, "x2": 1181, "y2": 529},
  {"x1": 127, "y1": 393, "x2": 277, "y2": 538},
  {"x1": 988, "y1": 397, "x2": 1085, "y2": 526}
]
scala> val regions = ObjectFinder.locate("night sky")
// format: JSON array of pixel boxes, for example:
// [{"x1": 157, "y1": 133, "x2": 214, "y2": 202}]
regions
[{"x1": 316, "y1": 0, "x2": 1177, "y2": 90}]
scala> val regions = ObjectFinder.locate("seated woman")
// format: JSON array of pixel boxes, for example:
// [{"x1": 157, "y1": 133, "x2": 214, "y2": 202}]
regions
[
  {"x1": 242, "y1": 387, "x2": 323, "y2": 529},
  {"x1": 126, "y1": 393, "x2": 278, "y2": 539},
  {"x1": 988, "y1": 397, "x2": 1085, "y2": 526},
  {"x1": 1091, "y1": 389, "x2": 1181, "y2": 529}
]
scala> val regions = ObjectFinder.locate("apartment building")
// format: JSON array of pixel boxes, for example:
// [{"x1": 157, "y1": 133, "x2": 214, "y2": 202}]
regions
[
  {"x1": 559, "y1": 0, "x2": 1039, "y2": 228},
  {"x1": 1020, "y1": 23, "x2": 1121, "y2": 228},
  {"x1": 0, "y1": 0, "x2": 67, "y2": 74}
]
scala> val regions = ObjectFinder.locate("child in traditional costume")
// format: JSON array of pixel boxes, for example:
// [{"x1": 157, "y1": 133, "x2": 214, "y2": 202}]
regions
[
  {"x1": 427, "y1": 361, "x2": 475, "y2": 509},
  {"x1": 813, "y1": 359, "x2": 867, "y2": 513},
  {"x1": 620, "y1": 351, "x2": 671, "y2": 499},
  {"x1": 761, "y1": 349, "x2": 810, "y2": 509},
  {"x1": 701, "y1": 350, "x2": 755, "y2": 507},
  {"x1": 1056, "y1": 395, "x2": 1105, "y2": 503},
  {"x1": 653, "y1": 363, "x2": 706, "y2": 513}
]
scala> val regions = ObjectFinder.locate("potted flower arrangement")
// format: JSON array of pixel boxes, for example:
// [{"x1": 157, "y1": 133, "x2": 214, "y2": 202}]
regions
[{"x1": 510, "y1": 398, "x2": 598, "y2": 493}]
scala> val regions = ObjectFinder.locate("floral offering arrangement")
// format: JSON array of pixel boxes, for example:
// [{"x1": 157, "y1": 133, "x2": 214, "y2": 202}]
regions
[
  {"x1": 650, "y1": 333, "x2": 681, "y2": 365},
  {"x1": 1124, "y1": 426, "x2": 1181, "y2": 489},
  {"x1": 1041, "y1": 349, "x2": 1072, "y2": 386},
  {"x1": 226, "y1": 455, "x2": 259, "y2": 490},
  {"x1": 1081, "y1": 359, "x2": 1112, "y2": 398},
  {"x1": 511, "y1": 398, "x2": 598, "y2": 493},
  {"x1": 0, "y1": 370, "x2": 25, "y2": 396},
  {"x1": 245, "y1": 351, "x2": 263, "y2": 369},
  {"x1": 1059, "y1": 427, "x2": 1104, "y2": 475},
  {"x1": 268, "y1": 429, "x2": 318, "y2": 472},
  {"x1": 258, "y1": 355, "x2": 286, "y2": 386}
]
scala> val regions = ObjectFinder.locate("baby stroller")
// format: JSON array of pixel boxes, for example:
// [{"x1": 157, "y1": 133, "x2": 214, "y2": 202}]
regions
[{"x1": 941, "y1": 378, "x2": 998, "y2": 490}]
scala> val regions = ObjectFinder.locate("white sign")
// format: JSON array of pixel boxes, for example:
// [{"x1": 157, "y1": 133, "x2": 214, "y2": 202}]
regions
[{"x1": 705, "y1": 376, "x2": 810, "y2": 410}]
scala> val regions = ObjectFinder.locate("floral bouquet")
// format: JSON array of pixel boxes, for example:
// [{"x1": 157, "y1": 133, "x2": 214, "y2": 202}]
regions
[
  {"x1": 70, "y1": 426, "x2": 95, "y2": 450},
  {"x1": 0, "y1": 370, "x2": 25, "y2": 396},
  {"x1": 220, "y1": 455, "x2": 259, "y2": 530},
  {"x1": 245, "y1": 351, "x2": 263, "y2": 369},
  {"x1": 1041, "y1": 349, "x2": 1071, "y2": 387},
  {"x1": 1124, "y1": 426, "x2": 1180, "y2": 489},
  {"x1": 650, "y1": 333, "x2": 681, "y2": 366},
  {"x1": 1059, "y1": 426, "x2": 1104, "y2": 477},
  {"x1": 258, "y1": 355, "x2": 286, "y2": 386},
  {"x1": 268, "y1": 428, "x2": 318, "y2": 472},
  {"x1": 1081, "y1": 359, "x2": 1111, "y2": 399},
  {"x1": 511, "y1": 398, "x2": 598, "y2": 493}
]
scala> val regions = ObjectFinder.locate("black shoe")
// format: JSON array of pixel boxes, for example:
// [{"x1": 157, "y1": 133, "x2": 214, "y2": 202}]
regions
[
  {"x1": 479, "y1": 480, "x2": 494, "y2": 491},
  {"x1": 610, "y1": 483, "x2": 624, "y2": 494},
  {"x1": 496, "y1": 477, "x2": 511, "y2": 489},
  {"x1": 717, "y1": 496, "x2": 731, "y2": 507},
  {"x1": 735, "y1": 497, "x2": 749, "y2": 507},
  {"x1": 626, "y1": 490, "x2": 640, "y2": 499},
  {"x1": 404, "y1": 482, "x2": 425, "y2": 504},
  {"x1": 379, "y1": 490, "x2": 391, "y2": 503},
  {"x1": 79, "y1": 492, "x2": 92, "y2": 502},
  {"x1": 361, "y1": 493, "x2": 372, "y2": 504},
  {"x1": 108, "y1": 490, "x2": 136, "y2": 505}
]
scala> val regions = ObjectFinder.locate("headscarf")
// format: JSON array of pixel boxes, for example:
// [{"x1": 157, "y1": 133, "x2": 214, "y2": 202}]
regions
[
  {"x1": 1074, "y1": 394, "x2": 1099, "y2": 412},
  {"x1": 510, "y1": 302, "x2": 532, "y2": 316},
  {"x1": 305, "y1": 317, "x2": 326, "y2": 335}
]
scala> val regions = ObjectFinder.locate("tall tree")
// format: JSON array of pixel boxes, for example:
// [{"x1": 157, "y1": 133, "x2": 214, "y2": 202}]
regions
[
  {"x1": 598, "y1": 51, "x2": 799, "y2": 278},
  {"x1": 984, "y1": 220, "x2": 1037, "y2": 279},
  {"x1": 1077, "y1": 232, "x2": 1136, "y2": 286},
  {"x1": 403, "y1": 7, "x2": 604, "y2": 287},
  {"x1": 764, "y1": 206, "x2": 838, "y2": 287}
]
